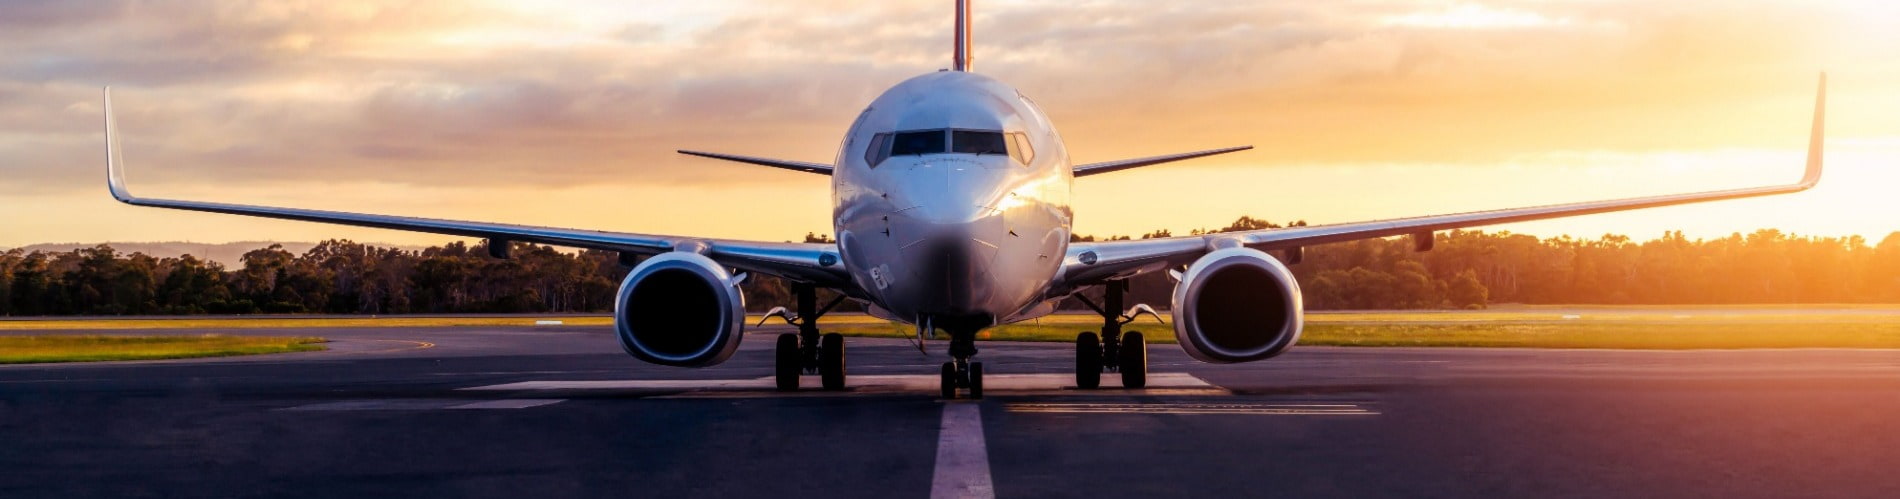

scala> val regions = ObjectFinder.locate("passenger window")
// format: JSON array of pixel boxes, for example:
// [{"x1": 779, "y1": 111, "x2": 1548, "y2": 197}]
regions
[
  {"x1": 865, "y1": 133, "x2": 891, "y2": 167},
  {"x1": 952, "y1": 130, "x2": 1009, "y2": 155},
  {"x1": 1007, "y1": 132, "x2": 1035, "y2": 165},
  {"x1": 890, "y1": 130, "x2": 947, "y2": 156}
]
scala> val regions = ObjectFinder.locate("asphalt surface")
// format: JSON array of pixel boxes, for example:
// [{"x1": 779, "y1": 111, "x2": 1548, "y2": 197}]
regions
[{"x1": 6, "y1": 325, "x2": 1900, "y2": 498}]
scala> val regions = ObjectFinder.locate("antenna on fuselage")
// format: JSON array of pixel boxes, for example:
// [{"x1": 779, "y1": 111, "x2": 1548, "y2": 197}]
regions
[{"x1": 953, "y1": 0, "x2": 973, "y2": 72}]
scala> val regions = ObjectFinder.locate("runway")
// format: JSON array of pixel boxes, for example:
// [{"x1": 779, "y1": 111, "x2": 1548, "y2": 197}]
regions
[{"x1": 6, "y1": 325, "x2": 1900, "y2": 498}]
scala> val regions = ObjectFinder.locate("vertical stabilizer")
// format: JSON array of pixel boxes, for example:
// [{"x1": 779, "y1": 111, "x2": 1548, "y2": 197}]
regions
[{"x1": 953, "y1": 0, "x2": 972, "y2": 72}]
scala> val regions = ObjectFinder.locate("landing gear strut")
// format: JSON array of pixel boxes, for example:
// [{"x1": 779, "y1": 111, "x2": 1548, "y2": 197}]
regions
[
  {"x1": 1073, "y1": 280, "x2": 1155, "y2": 389},
  {"x1": 770, "y1": 284, "x2": 848, "y2": 391},
  {"x1": 940, "y1": 328, "x2": 984, "y2": 399}
]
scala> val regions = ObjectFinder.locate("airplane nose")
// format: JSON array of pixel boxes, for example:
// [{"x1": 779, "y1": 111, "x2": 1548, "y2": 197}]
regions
[
  {"x1": 889, "y1": 159, "x2": 1010, "y2": 225},
  {"x1": 896, "y1": 228, "x2": 992, "y2": 312},
  {"x1": 883, "y1": 167, "x2": 1008, "y2": 313},
  {"x1": 888, "y1": 206, "x2": 1005, "y2": 281},
  {"x1": 905, "y1": 199, "x2": 994, "y2": 226}
]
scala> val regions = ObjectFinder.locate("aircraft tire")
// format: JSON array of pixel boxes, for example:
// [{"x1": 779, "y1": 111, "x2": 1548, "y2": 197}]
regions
[
  {"x1": 1120, "y1": 331, "x2": 1147, "y2": 388},
  {"x1": 969, "y1": 362, "x2": 984, "y2": 399},
  {"x1": 820, "y1": 333, "x2": 846, "y2": 390},
  {"x1": 941, "y1": 362, "x2": 959, "y2": 399},
  {"x1": 775, "y1": 333, "x2": 800, "y2": 391},
  {"x1": 1076, "y1": 332, "x2": 1102, "y2": 389}
]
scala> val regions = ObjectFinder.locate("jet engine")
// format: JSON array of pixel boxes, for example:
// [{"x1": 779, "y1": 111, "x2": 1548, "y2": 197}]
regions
[
  {"x1": 1170, "y1": 247, "x2": 1304, "y2": 363},
  {"x1": 615, "y1": 252, "x2": 747, "y2": 367}
]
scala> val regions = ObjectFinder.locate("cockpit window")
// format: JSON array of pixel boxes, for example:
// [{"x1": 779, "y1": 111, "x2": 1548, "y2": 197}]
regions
[
  {"x1": 864, "y1": 133, "x2": 890, "y2": 167},
  {"x1": 952, "y1": 130, "x2": 1009, "y2": 155},
  {"x1": 865, "y1": 129, "x2": 1035, "y2": 168},
  {"x1": 1007, "y1": 132, "x2": 1034, "y2": 165},
  {"x1": 890, "y1": 130, "x2": 947, "y2": 156}
]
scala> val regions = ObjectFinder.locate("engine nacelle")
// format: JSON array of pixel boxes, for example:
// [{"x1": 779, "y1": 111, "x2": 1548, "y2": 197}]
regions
[
  {"x1": 614, "y1": 252, "x2": 746, "y2": 367},
  {"x1": 1171, "y1": 247, "x2": 1304, "y2": 363}
]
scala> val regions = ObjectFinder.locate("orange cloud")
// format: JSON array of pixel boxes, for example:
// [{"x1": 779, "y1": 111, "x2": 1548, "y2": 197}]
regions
[{"x1": 0, "y1": 0, "x2": 1893, "y2": 246}]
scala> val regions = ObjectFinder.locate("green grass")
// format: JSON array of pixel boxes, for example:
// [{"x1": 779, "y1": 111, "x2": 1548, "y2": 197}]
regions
[
  {"x1": 1301, "y1": 323, "x2": 1900, "y2": 349},
  {"x1": 0, "y1": 335, "x2": 328, "y2": 364},
  {"x1": 0, "y1": 313, "x2": 911, "y2": 331},
  {"x1": 0, "y1": 313, "x2": 924, "y2": 331},
  {"x1": 8, "y1": 304, "x2": 1900, "y2": 350},
  {"x1": 0, "y1": 316, "x2": 617, "y2": 331},
  {"x1": 825, "y1": 307, "x2": 1900, "y2": 349},
  {"x1": 1495, "y1": 303, "x2": 1900, "y2": 311}
]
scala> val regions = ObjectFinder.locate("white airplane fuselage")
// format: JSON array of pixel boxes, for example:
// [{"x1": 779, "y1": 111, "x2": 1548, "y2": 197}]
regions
[{"x1": 832, "y1": 71, "x2": 1073, "y2": 332}]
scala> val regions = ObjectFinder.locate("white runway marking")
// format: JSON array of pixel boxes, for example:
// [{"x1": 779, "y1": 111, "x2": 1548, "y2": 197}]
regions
[
  {"x1": 930, "y1": 403, "x2": 995, "y2": 499},
  {"x1": 356, "y1": 339, "x2": 436, "y2": 355},
  {"x1": 461, "y1": 372, "x2": 1226, "y2": 398},
  {"x1": 282, "y1": 399, "x2": 566, "y2": 411},
  {"x1": 283, "y1": 399, "x2": 456, "y2": 411},
  {"x1": 448, "y1": 399, "x2": 564, "y2": 409},
  {"x1": 466, "y1": 379, "x2": 767, "y2": 391},
  {"x1": 1006, "y1": 402, "x2": 1378, "y2": 416}
]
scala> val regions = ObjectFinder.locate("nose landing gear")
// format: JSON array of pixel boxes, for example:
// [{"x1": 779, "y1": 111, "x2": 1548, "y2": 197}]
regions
[{"x1": 940, "y1": 328, "x2": 985, "y2": 399}]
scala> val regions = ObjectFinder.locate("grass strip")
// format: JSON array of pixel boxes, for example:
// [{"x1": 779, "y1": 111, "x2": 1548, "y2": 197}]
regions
[
  {"x1": 0, "y1": 335, "x2": 327, "y2": 364},
  {"x1": 0, "y1": 317, "x2": 616, "y2": 330},
  {"x1": 825, "y1": 321, "x2": 1900, "y2": 349}
]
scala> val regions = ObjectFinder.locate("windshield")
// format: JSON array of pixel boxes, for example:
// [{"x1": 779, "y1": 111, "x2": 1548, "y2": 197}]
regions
[
  {"x1": 867, "y1": 129, "x2": 1031, "y2": 167},
  {"x1": 952, "y1": 130, "x2": 1009, "y2": 155},
  {"x1": 890, "y1": 131, "x2": 947, "y2": 156}
]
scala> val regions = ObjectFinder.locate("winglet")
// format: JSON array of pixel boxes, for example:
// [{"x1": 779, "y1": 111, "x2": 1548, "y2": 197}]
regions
[
  {"x1": 1801, "y1": 72, "x2": 1826, "y2": 188},
  {"x1": 103, "y1": 86, "x2": 134, "y2": 202}
]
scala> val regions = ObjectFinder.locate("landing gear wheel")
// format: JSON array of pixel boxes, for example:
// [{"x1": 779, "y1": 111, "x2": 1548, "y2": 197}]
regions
[
  {"x1": 1076, "y1": 332, "x2": 1102, "y2": 389},
  {"x1": 941, "y1": 362, "x2": 959, "y2": 399},
  {"x1": 968, "y1": 362, "x2": 984, "y2": 399},
  {"x1": 775, "y1": 333, "x2": 800, "y2": 391},
  {"x1": 819, "y1": 333, "x2": 846, "y2": 390},
  {"x1": 1120, "y1": 331, "x2": 1147, "y2": 388}
]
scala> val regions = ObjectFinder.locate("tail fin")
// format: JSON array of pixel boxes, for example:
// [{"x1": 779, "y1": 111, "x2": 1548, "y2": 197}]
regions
[{"x1": 953, "y1": 0, "x2": 972, "y2": 72}]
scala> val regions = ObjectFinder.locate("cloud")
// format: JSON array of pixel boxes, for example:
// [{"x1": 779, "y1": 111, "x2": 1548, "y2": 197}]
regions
[
  {"x1": 0, "y1": 0, "x2": 1888, "y2": 198},
  {"x1": 1380, "y1": 3, "x2": 1577, "y2": 29}
]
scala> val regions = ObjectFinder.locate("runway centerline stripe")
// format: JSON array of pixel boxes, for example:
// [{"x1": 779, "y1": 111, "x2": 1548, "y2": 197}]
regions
[{"x1": 930, "y1": 403, "x2": 995, "y2": 499}]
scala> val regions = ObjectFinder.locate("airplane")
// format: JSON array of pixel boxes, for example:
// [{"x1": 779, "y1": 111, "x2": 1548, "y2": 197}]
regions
[{"x1": 102, "y1": 0, "x2": 1826, "y2": 399}]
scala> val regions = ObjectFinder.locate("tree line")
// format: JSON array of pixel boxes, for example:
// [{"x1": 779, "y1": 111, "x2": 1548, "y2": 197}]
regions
[
  {"x1": 1080, "y1": 217, "x2": 1900, "y2": 310},
  {"x1": 2, "y1": 218, "x2": 1898, "y2": 316}
]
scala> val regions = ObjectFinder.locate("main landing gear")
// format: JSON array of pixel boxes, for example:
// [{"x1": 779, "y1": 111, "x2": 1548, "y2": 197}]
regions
[
  {"x1": 1073, "y1": 280, "x2": 1157, "y2": 389},
  {"x1": 940, "y1": 328, "x2": 984, "y2": 399},
  {"x1": 767, "y1": 284, "x2": 849, "y2": 391}
]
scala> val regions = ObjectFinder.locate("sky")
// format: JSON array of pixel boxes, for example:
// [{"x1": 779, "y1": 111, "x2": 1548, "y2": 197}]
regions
[{"x1": 1, "y1": 0, "x2": 1897, "y2": 249}]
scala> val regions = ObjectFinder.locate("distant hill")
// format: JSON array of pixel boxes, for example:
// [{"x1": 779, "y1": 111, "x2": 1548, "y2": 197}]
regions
[{"x1": 2, "y1": 241, "x2": 432, "y2": 268}]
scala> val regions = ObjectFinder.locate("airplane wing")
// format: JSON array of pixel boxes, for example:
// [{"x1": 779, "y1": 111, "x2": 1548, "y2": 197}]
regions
[
  {"x1": 1055, "y1": 74, "x2": 1828, "y2": 291},
  {"x1": 101, "y1": 88, "x2": 854, "y2": 290},
  {"x1": 678, "y1": 150, "x2": 833, "y2": 175},
  {"x1": 1072, "y1": 146, "x2": 1253, "y2": 177}
]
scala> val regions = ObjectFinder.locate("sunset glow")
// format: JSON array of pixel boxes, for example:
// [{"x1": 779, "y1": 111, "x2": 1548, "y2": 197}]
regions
[{"x1": 1, "y1": 0, "x2": 1896, "y2": 248}]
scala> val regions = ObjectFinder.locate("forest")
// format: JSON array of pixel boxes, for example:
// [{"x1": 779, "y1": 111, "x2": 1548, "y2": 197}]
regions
[{"x1": 2, "y1": 216, "x2": 1898, "y2": 316}]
